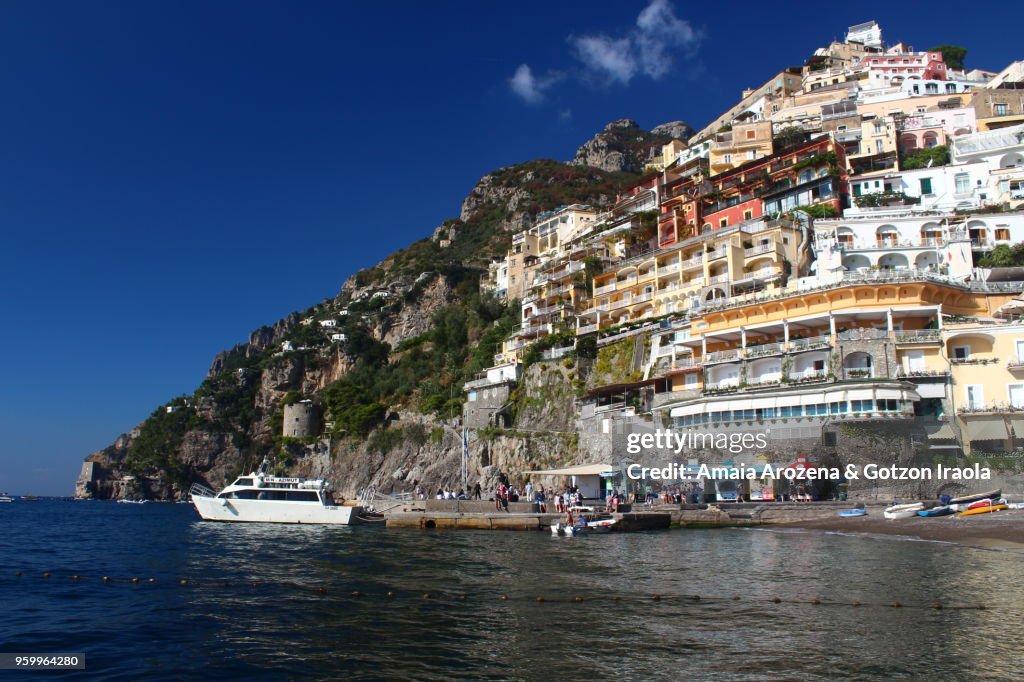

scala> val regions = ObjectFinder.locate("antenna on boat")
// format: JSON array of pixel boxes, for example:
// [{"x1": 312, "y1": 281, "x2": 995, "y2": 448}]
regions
[{"x1": 257, "y1": 457, "x2": 271, "y2": 476}]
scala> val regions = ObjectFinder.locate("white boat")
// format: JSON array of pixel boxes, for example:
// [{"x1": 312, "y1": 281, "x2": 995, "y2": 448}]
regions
[
  {"x1": 0, "y1": 494, "x2": 14, "y2": 503},
  {"x1": 190, "y1": 459, "x2": 363, "y2": 525},
  {"x1": 883, "y1": 502, "x2": 925, "y2": 519}
]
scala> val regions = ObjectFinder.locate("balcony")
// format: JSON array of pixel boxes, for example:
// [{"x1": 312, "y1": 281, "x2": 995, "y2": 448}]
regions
[
  {"x1": 957, "y1": 403, "x2": 1024, "y2": 416},
  {"x1": 658, "y1": 262, "x2": 681, "y2": 277},
  {"x1": 744, "y1": 243, "x2": 776, "y2": 258},
  {"x1": 895, "y1": 369, "x2": 951, "y2": 379},
  {"x1": 707, "y1": 247, "x2": 728, "y2": 261},
  {"x1": 593, "y1": 282, "x2": 617, "y2": 296},
  {"x1": 894, "y1": 330, "x2": 941, "y2": 344},
  {"x1": 1007, "y1": 359, "x2": 1024, "y2": 371},
  {"x1": 788, "y1": 370, "x2": 829, "y2": 385},
  {"x1": 745, "y1": 341, "x2": 785, "y2": 358},
  {"x1": 950, "y1": 356, "x2": 999, "y2": 366},
  {"x1": 788, "y1": 335, "x2": 831, "y2": 352},
  {"x1": 704, "y1": 349, "x2": 741, "y2": 364},
  {"x1": 838, "y1": 328, "x2": 889, "y2": 341},
  {"x1": 681, "y1": 255, "x2": 704, "y2": 270},
  {"x1": 707, "y1": 273, "x2": 731, "y2": 285},
  {"x1": 576, "y1": 323, "x2": 598, "y2": 336}
]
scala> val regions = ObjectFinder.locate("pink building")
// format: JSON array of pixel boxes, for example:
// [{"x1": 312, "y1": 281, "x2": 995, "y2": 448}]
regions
[{"x1": 862, "y1": 51, "x2": 948, "y2": 88}]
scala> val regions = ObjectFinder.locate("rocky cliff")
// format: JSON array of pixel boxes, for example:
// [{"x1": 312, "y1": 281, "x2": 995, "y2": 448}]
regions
[
  {"x1": 75, "y1": 121, "x2": 679, "y2": 501},
  {"x1": 570, "y1": 118, "x2": 692, "y2": 173}
]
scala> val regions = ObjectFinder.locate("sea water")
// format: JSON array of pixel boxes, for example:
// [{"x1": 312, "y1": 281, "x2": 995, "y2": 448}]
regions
[{"x1": 1, "y1": 500, "x2": 1022, "y2": 680}]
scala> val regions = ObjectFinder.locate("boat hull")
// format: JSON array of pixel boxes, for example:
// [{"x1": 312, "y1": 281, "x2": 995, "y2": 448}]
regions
[
  {"x1": 948, "y1": 489, "x2": 1001, "y2": 505},
  {"x1": 838, "y1": 509, "x2": 867, "y2": 517},
  {"x1": 192, "y1": 496, "x2": 362, "y2": 524},
  {"x1": 917, "y1": 506, "x2": 954, "y2": 517},
  {"x1": 884, "y1": 502, "x2": 924, "y2": 519},
  {"x1": 959, "y1": 504, "x2": 1008, "y2": 517}
]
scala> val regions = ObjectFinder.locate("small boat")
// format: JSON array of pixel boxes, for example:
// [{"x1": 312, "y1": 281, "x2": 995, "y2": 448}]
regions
[
  {"x1": 551, "y1": 518, "x2": 618, "y2": 536},
  {"x1": 948, "y1": 489, "x2": 1002, "y2": 505},
  {"x1": 838, "y1": 509, "x2": 867, "y2": 517},
  {"x1": 884, "y1": 502, "x2": 925, "y2": 519},
  {"x1": 0, "y1": 493, "x2": 15, "y2": 503},
  {"x1": 959, "y1": 504, "x2": 1008, "y2": 517},
  {"x1": 20, "y1": 496, "x2": 40, "y2": 502},
  {"x1": 117, "y1": 499, "x2": 149, "y2": 504},
  {"x1": 917, "y1": 506, "x2": 954, "y2": 517},
  {"x1": 966, "y1": 498, "x2": 1001, "y2": 511}
]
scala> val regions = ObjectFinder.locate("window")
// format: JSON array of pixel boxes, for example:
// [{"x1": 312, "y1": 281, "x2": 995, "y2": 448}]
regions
[
  {"x1": 743, "y1": 210, "x2": 753, "y2": 221},
  {"x1": 746, "y1": 130, "x2": 756, "y2": 139},
  {"x1": 1010, "y1": 384, "x2": 1024, "y2": 409},
  {"x1": 998, "y1": 228, "x2": 1011, "y2": 241},
  {"x1": 994, "y1": 103, "x2": 1008, "y2": 116},
  {"x1": 823, "y1": 432, "x2": 838, "y2": 447},
  {"x1": 919, "y1": 178, "x2": 933, "y2": 195},
  {"x1": 720, "y1": 218, "x2": 728, "y2": 228},
  {"x1": 966, "y1": 384, "x2": 984, "y2": 409},
  {"x1": 955, "y1": 173, "x2": 970, "y2": 194},
  {"x1": 952, "y1": 345, "x2": 970, "y2": 361},
  {"x1": 925, "y1": 83, "x2": 938, "y2": 94},
  {"x1": 723, "y1": 154, "x2": 732, "y2": 164},
  {"x1": 876, "y1": 139, "x2": 884, "y2": 153},
  {"x1": 853, "y1": 183, "x2": 862, "y2": 197},
  {"x1": 946, "y1": 84, "x2": 956, "y2": 94}
]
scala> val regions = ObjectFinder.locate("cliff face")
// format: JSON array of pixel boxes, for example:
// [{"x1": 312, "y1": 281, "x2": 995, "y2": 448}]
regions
[
  {"x1": 570, "y1": 118, "x2": 692, "y2": 173},
  {"x1": 74, "y1": 121, "x2": 675, "y2": 501}
]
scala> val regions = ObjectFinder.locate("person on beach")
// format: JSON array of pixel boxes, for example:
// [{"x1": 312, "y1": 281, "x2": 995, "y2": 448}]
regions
[
  {"x1": 495, "y1": 483, "x2": 505, "y2": 511},
  {"x1": 524, "y1": 481, "x2": 533, "y2": 502},
  {"x1": 536, "y1": 487, "x2": 546, "y2": 513},
  {"x1": 472, "y1": 482, "x2": 481, "y2": 500}
]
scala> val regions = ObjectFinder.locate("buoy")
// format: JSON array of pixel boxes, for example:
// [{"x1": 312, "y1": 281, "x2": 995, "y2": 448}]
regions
[
  {"x1": 851, "y1": 601, "x2": 862, "y2": 607},
  {"x1": 148, "y1": 578, "x2": 156, "y2": 583},
  {"x1": 500, "y1": 595, "x2": 508, "y2": 601},
  {"x1": 351, "y1": 591, "x2": 361, "y2": 598},
  {"x1": 574, "y1": 596, "x2": 583, "y2": 602},
  {"x1": 71, "y1": 575, "x2": 80, "y2": 581},
  {"x1": 42, "y1": 572, "x2": 50, "y2": 578},
  {"x1": 536, "y1": 596, "x2": 544, "y2": 602},
  {"x1": 423, "y1": 593, "x2": 431, "y2": 600},
  {"x1": 103, "y1": 576, "x2": 110, "y2": 582},
  {"x1": 14, "y1": 571, "x2": 22, "y2": 577},
  {"x1": 130, "y1": 578, "x2": 140, "y2": 584},
  {"x1": 811, "y1": 598, "x2": 821, "y2": 605},
  {"x1": 386, "y1": 591, "x2": 394, "y2": 598},
  {"x1": 179, "y1": 580, "x2": 187, "y2": 586}
]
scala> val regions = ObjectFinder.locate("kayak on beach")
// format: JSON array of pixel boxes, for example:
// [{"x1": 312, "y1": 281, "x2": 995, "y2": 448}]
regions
[
  {"x1": 959, "y1": 504, "x2": 1009, "y2": 517},
  {"x1": 884, "y1": 502, "x2": 925, "y2": 519},
  {"x1": 917, "y1": 506, "x2": 954, "y2": 517},
  {"x1": 838, "y1": 509, "x2": 867, "y2": 517},
  {"x1": 948, "y1": 489, "x2": 1002, "y2": 506}
]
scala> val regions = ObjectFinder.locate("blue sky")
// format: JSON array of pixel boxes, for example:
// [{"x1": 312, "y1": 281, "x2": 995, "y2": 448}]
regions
[{"x1": 0, "y1": 1, "x2": 1020, "y2": 495}]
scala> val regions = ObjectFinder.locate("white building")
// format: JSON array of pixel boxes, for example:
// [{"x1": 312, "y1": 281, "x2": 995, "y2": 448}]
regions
[
  {"x1": 318, "y1": 319, "x2": 337, "y2": 328},
  {"x1": 845, "y1": 21, "x2": 883, "y2": 50},
  {"x1": 951, "y1": 124, "x2": 1024, "y2": 205}
]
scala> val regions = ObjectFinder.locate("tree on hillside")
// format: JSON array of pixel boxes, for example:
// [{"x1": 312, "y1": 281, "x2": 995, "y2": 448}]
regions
[
  {"x1": 929, "y1": 45, "x2": 967, "y2": 70},
  {"x1": 901, "y1": 145, "x2": 950, "y2": 170}
]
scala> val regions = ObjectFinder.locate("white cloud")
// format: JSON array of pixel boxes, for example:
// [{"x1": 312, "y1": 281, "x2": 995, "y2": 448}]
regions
[
  {"x1": 508, "y1": 64, "x2": 561, "y2": 104},
  {"x1": 572, "y1": 35, "x2": 636, "y2": 85},
  {"x1": 571, "y1": 0, "x2": 702, "y2": 85}
]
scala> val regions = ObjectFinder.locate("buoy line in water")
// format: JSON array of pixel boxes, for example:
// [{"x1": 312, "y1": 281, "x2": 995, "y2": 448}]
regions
[{"x1": 6, "y1": 570, "x2": 1011, "y2": 612}]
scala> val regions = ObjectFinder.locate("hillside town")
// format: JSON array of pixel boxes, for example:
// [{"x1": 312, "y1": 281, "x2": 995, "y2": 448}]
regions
[{"x1": 467, "y1": 21, "x2": 1024, "y2": 462}]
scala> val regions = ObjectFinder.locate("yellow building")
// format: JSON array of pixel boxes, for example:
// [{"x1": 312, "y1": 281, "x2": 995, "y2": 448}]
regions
[
  {"x1": 708, "y1": 120, "x2": 774, "y2": 176},
  {"x1": 578, "y1": 218, "x2": 800, "y2": 335},
  {"x1": 945, "y1": 321, "x2": 1024, "y2": 453}
]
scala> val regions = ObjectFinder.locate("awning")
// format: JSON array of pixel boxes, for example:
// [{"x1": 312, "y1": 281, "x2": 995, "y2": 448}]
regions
[
  {"x1": 801, "y1": 393, "x2": 825, "y2": 405},
  {"x1": 964, "y1": 420, "x2": 1008, "y2": 441},
  {"x1": 670, "y1": 404, "x2": 706, "y2": 417},
  {"x1": 845, "y1": 388, "x2": 877, "y2": 401},
  {"x1": 525, "y1": 464, "x2": 614, "y2": 476},
  {"x1": 875, "y1": 388, "x2": 911, "y2": 400}
]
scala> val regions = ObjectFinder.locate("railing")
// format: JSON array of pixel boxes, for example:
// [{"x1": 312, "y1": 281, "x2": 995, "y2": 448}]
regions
[
  {"x1": 190, "y1": 483, "x2": 216, "y2": 498},
  {"x1": 788, "y1": 335, "x2": 831, "y2": 352},
  {"x1": 838, "y1": 328, "x2": 889, "y2": 341},
  {"x1": 617, "y1": 275, "x2": 638, "y2": 287},
  {"x1": 708, "y1": 273, "x2": 730, "y2": 285},
  {"x1": 1007, "y1": 359, "x2": 1024, "y2": 370},
  {"x1": 707, "y1": 247, "x2": 728, "y2": 261},
  {"x1": 895, "y1": 369, "x2": 950, "y2": 378},
  {"x1": 950, "y1": 356, "x2": 999, "y2": 365},
  {"x1": 894, "y1": 330, "x2": 941, "y2": 343},
  {"x1": 576, "y1": 323, "x2": 598, "y2": 336},
  {"x1": 744, "y1": 243, "x2": 775, "y2": 257},
  {"x1": 540, "y1": 346, "x2": 574, "y2": 361},
  {"x1": 972, "y1": 238, "x2": 995, "y2": 248},
  {"x1": 594, "y1": 282, "x2": 617, "y2": 296},
  {"x1": 789, "y1": 370, "x2": 829, "y2": 384},
  {"x1": 958, "y1": 403, "x2": 1024, "y2": 415},
  {"x1": 658, "y1": 262, "x2": 680, "y2": 276},
  {"x1": 681, "y1": 255, "x2": 704, "y2": 269},
  {"x1": 745, "y1": 341, "x2": 785, "y2": 358},
  {"x1": 704, "y1": 349, "x2": 741, "y2": 364}
]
